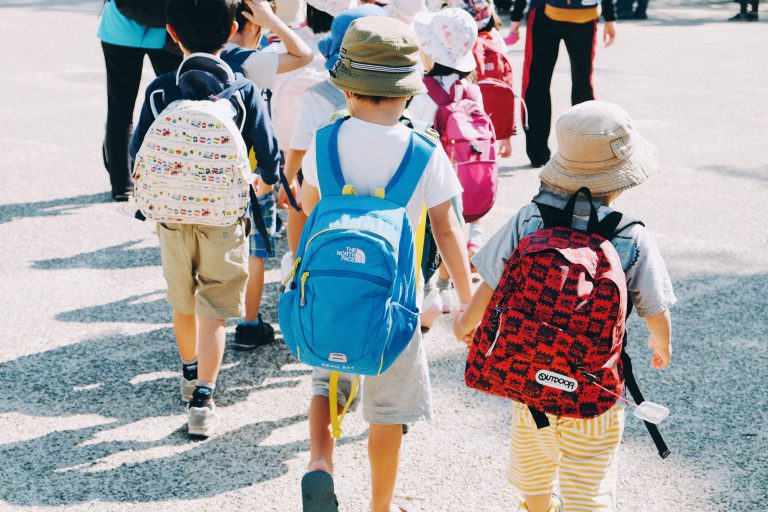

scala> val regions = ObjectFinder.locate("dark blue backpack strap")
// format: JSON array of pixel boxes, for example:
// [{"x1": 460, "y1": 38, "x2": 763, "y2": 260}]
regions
[
  {"x1": 211, "y1": 77, "x2": 252, "y2": 101},
  {"x1": 315, "y1": 117, "x2": 347, "y2": 197},
  {"x1": 385, "y1": 131, "x2": 436, "y2": 207},
  {"x1": 220, "y1": 47, "x2": 252, "y2": 72}
]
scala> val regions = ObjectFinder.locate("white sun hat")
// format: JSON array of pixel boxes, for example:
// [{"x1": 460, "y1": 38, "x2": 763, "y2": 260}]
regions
[{"x1": 413, "y1": 8, "x2": 478, "y2": 73}]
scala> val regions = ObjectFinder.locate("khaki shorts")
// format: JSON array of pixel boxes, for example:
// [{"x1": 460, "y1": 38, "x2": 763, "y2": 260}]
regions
[{"x1": 156, "y1": 219, "x2": 249, "y2": 320}]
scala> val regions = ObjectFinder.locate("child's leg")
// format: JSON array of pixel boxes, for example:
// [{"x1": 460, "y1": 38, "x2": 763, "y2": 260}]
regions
[
  {"x1": 368, "y1": 423, "x2": 403, "y2": 512},
  {"x1": 287, "y1": 207, "x2": 307, "y2": 258},
  {"x1": 197, "y1": 317, "x2": 226, "y2": 385},
  {"x1": 244, "y1": 256, "x2": 265, "y2": 322},
  {"x1": 172, "y1": 310, "x2": 198, "y2": 361},
  {"x1": 556, "y1": 405, "x2": 625, "y2": 511},
  {"x1": 507, "y1": 403, "x2": 559, "y2": 512},
  {"x1": 308, "y1": 394, "x2": 337, "y2": 474}
]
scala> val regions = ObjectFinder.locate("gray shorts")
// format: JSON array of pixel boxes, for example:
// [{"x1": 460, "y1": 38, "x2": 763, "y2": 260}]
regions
[{"x1": 310, "y1": 328, "x2": 433, "y2": 425}]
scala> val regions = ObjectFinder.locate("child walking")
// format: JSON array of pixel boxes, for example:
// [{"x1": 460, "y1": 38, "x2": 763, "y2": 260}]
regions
[
  {"x1": 129, "y1": 0, "x2": 280, "y2": 437},
  {"x1": 295, "y1": 16, "x2": 473, "y2": 511},
  {"x1": 221, "y1": 0, "x2": 314, "y2": 350},
  {"x1": 454, "y1": 101, "x2": 675, "y2": 512}
]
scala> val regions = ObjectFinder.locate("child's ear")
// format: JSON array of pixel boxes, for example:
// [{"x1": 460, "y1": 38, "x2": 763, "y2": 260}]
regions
[
  {"x1": 228, "y1": 21, "x2": 239, "y2": 41},
  {"x1": 166, "y1": 24, "x2": 180, "y2": 44}
]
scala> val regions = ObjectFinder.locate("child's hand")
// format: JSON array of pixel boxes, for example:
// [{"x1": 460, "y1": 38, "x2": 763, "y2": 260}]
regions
[
  {"x1": 498, "y1": 138, "x2": 512, "y2": 158},
  {"x1": 648, "y1": 336, "x2": 671, "y2": 369},
  {"x1": 242, "y1": 0, "x2": 278, "y2": 29},
  {"x1": 256, "y1": 179, "x2": 273, "y2": 198},
  {"x1": 277, "y1": 182, "x2": 299, "y2": 209},
  {"x1": 604, "y1": 21, "x2": 616, "y2": 48},
  {"x1": 452, "y1": 310, "x2": 475, "y2": 348}
]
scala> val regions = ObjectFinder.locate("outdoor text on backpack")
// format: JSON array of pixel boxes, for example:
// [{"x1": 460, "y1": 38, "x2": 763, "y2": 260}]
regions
[{"x1": 465, "y1": 188, "x2": 630, "y2": 419}]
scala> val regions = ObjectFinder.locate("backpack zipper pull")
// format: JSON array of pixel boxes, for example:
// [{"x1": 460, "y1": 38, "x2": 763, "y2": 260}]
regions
[
  {"x1": 300, "y1": 272, "x2": 310, "y2": 306},
  {"x1": 282, "y1": 257, "x2": 302, "y2": 286},
  {"x1": 485, "y1": 306, "x2": 503, "y2": 357}
]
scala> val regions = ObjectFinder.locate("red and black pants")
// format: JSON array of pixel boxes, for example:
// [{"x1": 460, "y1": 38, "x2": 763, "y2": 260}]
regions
[{"x1": 521, "y1": 8, "x2": 598, "y2": 166}]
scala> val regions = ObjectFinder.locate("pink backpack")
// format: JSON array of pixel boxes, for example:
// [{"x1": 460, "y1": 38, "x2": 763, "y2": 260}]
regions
[{"x1": 425, "y1": 77, "x2": 498, "y2": 223}]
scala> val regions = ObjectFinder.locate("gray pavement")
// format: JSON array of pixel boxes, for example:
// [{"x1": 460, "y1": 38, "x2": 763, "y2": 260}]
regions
[{"x1": 0, "y1": 1, "x2": 766, "y2": 510}]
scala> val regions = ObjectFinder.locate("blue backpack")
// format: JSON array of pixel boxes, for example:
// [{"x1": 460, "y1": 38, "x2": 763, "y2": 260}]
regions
[{"x1": 278, "y1": 117, "x2": 435, "y2": 435}]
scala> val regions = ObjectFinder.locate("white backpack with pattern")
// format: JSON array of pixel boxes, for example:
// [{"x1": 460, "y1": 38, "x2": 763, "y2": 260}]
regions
[{"x1": 133, "y1": 79, "x2": 253, "y2": 226}]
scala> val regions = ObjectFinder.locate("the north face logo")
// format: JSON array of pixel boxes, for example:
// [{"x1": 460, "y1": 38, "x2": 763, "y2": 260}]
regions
[{"x1": 337, "y1": 247, "x2": 366, "y2": 264}]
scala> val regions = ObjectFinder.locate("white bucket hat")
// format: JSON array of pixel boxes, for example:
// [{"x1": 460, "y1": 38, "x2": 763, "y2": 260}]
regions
[
  {"x1": 539, "y1": 101, "x2": 660, "y2": 198},
  {"x1": 275, "y1": 0, "x2": 304, "y2": 24},
  {"x1": 388, "y1": 0, "x2": 427, "y2": 25},
  {"x1": 306, "y1": 0, "x2": 355, "y2": 17},
  {"x1": 413, "y1": 8, "x2": 477, "y2": 73}
]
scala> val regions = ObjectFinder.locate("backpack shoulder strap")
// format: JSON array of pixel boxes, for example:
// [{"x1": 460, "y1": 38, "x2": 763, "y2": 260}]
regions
[
  {"x1": 310, "y1": 80, "x2": 347, "y2": 111},
  {"x1": 424, "y1": 76, "x2": 451, "y2": 106},
  {"x1": 384, "y1": 131, "x2": 436, "y2": 207},
  {"x1": 221, "y1": 47, "x2": 252, "y2": 69},
  {"x1": 315, "y1": 117, "x2": 347, "y2": 197}
]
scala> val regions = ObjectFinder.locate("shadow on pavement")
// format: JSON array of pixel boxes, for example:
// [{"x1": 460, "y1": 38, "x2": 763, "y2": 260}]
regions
[
  {"x1": 0, "y1": 326, "x2": 334, "y2": 505},
  {"x1": 32, "y1": 240, "x2": 161, "y2": 270},
  {"x1": 0, "y1": 192, "x2": 110, "y2": 226},
  {"x1": 698, "y1": 163, "x2": 768, "y2": 183}
]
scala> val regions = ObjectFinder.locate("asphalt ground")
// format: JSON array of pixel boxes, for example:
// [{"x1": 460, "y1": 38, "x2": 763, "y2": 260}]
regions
[{"x1": 0, "y1": 0, "x2": 766, "y2": 510}]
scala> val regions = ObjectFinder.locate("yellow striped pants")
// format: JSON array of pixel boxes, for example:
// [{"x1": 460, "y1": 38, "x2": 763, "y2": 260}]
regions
[{"x1": 508, "y1": 401, "x2": 625, "y2": 512}]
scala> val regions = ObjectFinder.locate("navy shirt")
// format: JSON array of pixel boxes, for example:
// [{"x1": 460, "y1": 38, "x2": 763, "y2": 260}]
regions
[{"x1": 129, "y1": 53, "x2": 280, "y2": 185}]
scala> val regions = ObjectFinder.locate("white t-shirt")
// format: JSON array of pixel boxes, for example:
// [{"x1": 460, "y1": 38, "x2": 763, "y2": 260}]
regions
[
  {"x1": 289, "y1": 83, "x2": 345, "y2": 151},
  {"x1": 302, "y1": 117, "x2": 462, "y2": 229},
  {"x1": 221, "y1": 42, "x2": 279, "y2": 90},
  {"x1": 407, "y1": 75, "x2": 482, "y2": 127}
]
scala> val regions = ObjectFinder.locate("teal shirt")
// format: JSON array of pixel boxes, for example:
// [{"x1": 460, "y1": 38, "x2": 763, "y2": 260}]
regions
[{"x1": 97, "y1": 0, "x2": 167, "y2": 49}]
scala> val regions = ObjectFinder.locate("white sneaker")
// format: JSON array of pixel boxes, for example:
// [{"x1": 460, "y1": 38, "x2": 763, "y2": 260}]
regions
[
  {"x1": 439, "y1": 288, "x2": 455, "y2": 314},
  {"x1": 420, "y1": 289, "x2": 443, "y2": 331}
]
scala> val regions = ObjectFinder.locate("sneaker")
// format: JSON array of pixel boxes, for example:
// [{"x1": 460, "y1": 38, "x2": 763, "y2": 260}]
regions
[
  {"x1": 633, "y1": 10, "x2": 648, "y2": 19},
  {"x1": 729, "y1": 12, "x2": 749, "y2": 21},
  {"x1": 747, "y1": 11, "x2": 759, "y2": 20},
  {"x1": 180, "y1": 377, "x2": 196, "y2": 403},
  {"x1": 439, "y1": 288, "x2": 454, "y2": 314},
  {"x1": 232, "y1": 316, "x2": 275, "y2": 351},
  {"x1": 188, "y1": 388, "x2": 218, "y2": 438},
  {"x1": 420, "y1": 289, "x2": 443, "y2": 332}
]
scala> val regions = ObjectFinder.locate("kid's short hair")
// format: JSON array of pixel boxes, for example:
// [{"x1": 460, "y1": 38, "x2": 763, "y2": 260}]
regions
[
  {"x1": 166, "y1": 0, "x2": 241, "y2": 53},
  {"x1": 307, "y1": 4, "x2": 334, "y2": 34}
]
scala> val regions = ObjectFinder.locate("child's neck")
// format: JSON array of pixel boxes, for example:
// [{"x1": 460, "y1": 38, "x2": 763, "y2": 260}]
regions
[{"x1": 349, "y1": 103, "x2": 405, "y2": 126}]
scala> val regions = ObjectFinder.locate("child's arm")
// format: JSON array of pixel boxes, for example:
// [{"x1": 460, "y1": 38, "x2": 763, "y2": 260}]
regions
[
  {"x1": 242, "y1": 0, "x2": 313, "y2": 73},
  {"x1": 453, "y1": 282, "x2": 494, "y2": 346},
  {"x1": 278, "y1": 148, "x2": 306, "y2": 207},
  {"x1": 644, "y1": 309, "x2": 672, "y2": 369},
  {"x1": 128, "y1": 82, "x2": 161, "y2": 164},
  {"x1": 301, "y1": 182, "x2": 320, "y2": 214},
  {"x1": 243, "y1": 85, "x2": 281, "y2": 186},
  {"x1": 429, "y1": 200, "x2": 472, "y2": 307}
]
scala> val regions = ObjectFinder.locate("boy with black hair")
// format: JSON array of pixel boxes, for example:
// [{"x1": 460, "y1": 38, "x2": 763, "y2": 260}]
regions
[
  {"x1": 297, "y1": 16, "x2": 473, "y2": 512},
  {"x1": 129, "y1": 0, "x2": 280, "y2": 438}
]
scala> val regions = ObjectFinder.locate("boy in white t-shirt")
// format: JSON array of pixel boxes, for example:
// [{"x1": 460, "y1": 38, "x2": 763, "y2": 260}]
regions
[{"x1": 298, "y1": 16, "x2": 473, "y2": 512}]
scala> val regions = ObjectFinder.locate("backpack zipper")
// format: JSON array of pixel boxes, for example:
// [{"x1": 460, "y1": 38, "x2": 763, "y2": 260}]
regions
[
  {"x1": 282, "y1": 257, "x2": 302, "y2": 286},
  {"x1": 299, "y1": 270, "x2": 390, "y2": 307}
]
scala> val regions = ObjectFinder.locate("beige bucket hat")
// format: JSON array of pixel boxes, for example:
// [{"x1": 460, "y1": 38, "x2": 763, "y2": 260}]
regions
[{"x1": 539, "y1": 101, "x2": 659, "y2": 198}]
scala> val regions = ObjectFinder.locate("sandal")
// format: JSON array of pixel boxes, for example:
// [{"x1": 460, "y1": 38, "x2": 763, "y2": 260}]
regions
[{"x1": 301, "y1": 471, "x2": 339, "y2": 512}]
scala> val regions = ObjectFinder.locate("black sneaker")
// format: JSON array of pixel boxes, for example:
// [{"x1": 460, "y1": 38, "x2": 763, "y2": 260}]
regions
[
  {"x1": 747, "y1": 11, "x2": 759, "y2": 21},
  {"x1": 232, "y1": 316, "x2": 275, "y2": 351},
  {"x1": 729, "y1": 12, "x2": 749, "y2": 21},
  {"x1": 633, "y1": 10, "x2": 648, "y2": 19}
]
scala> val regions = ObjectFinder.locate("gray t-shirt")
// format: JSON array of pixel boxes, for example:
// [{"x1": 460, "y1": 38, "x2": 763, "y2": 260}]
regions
[{"x1": 472, "y1": 190, "x2": 677, "y2": 318}]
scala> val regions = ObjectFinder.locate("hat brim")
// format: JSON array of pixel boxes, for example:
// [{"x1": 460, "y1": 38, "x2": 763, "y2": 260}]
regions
[
  {"x1": 330, "y1": 65, "x2": 427, "y2": 97},
  {"x1": 539, "y1": 133, "x2": 659, "y2": 197}
]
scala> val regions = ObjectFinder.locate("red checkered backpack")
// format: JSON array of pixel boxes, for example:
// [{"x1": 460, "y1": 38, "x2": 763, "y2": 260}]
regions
[{"x1": 465, "y1": 188, "x2": 637, "y2": 419}]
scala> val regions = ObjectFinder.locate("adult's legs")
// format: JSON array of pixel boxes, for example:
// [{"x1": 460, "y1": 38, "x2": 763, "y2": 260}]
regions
[
  {"x1": 101, "y1": 42, "x2": 146, "y2": 198},
  {"x1": 146, "y1": 47, "x2": 183, "y2": 75},
  {"x1": 562, "y1": 19, "x2": 598, "y2": 106},
  {"x1": 522, "y1": 9, "x2": 562, "y2": 166}
]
